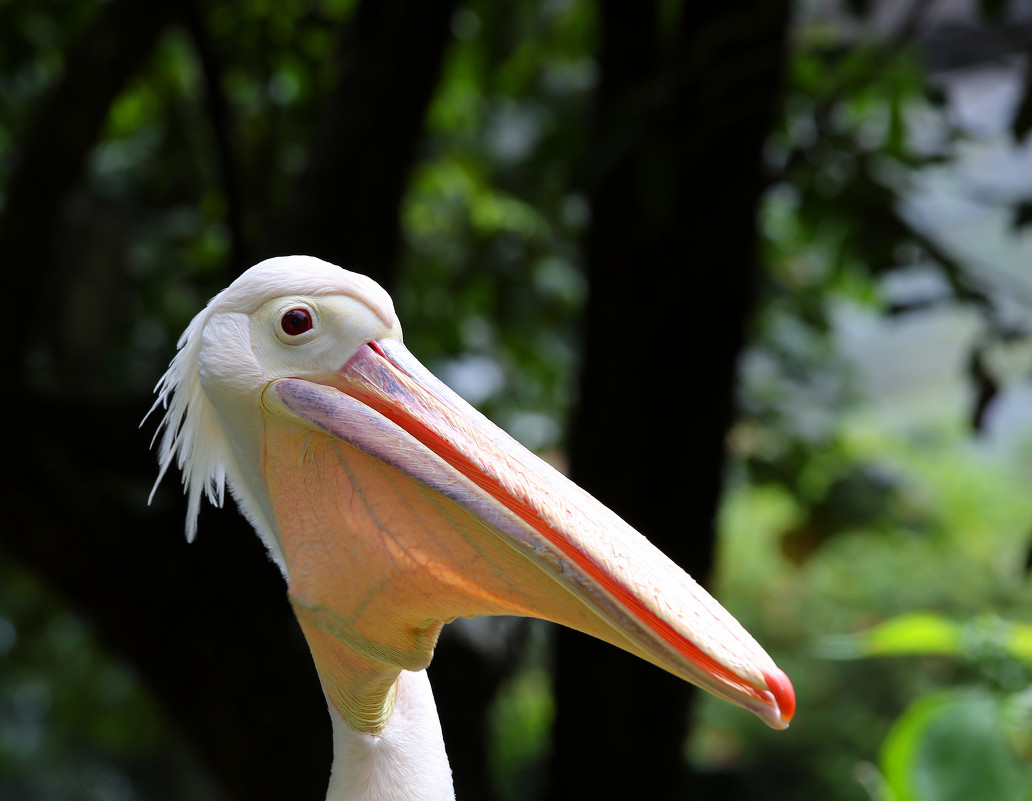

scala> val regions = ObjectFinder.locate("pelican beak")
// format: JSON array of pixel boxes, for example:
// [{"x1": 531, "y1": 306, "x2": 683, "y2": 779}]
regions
[{"x1": 266, "y1": 337, "x2": 794, "y2": 731}]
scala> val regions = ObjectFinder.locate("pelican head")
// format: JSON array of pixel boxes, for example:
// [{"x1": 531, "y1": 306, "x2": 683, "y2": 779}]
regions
[{"x1": 150, "y1": 255, "x2": 793, "y2": 774}]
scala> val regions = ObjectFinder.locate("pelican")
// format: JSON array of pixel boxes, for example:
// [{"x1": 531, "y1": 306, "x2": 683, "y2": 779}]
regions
[{"x1": 149, "y1": 255, "x2": 794, "y2": 800}]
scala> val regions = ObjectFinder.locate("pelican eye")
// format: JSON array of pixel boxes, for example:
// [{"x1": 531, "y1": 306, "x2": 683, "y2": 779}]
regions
[{"x1": 281, "y1": 308, "x2": 313, "y2": 336}]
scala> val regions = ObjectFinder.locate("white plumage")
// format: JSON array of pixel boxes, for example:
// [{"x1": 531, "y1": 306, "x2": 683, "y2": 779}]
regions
[{"x1": 149, "y1": 255, "x2": 793, "y2": 800}]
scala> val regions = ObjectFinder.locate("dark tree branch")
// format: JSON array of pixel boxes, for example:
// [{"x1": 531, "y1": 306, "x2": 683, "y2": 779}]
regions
[
  {"x1": 270, "y1": 0, "x2": 460, "y2": 290},
  {"x1": 183, "y1": 0, "x2": 249, "y2": 272}
]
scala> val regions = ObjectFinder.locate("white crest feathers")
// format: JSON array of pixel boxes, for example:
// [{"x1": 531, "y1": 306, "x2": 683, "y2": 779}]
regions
[{"x1": 144, "y1": 255, "x2": 397, "y2": 541}]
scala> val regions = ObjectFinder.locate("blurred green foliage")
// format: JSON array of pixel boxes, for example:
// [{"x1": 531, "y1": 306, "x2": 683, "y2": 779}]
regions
[
  {"x1": 832, "y1": 611, "x2": 1032, "y2": 801},
  {"x1": 880, "y1": 687, "x2": 1030, "y2": 801},
  {"x1": 684, "y1": 4, "x2": 1032, "y2": 798},
  {"x1": 697, "y1": 417, "x2": 1032, "y2": 801}
]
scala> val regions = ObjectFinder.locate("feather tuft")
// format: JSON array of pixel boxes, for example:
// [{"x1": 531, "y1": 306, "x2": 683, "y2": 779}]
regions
[
  {"x1": 145, "y1": 255, "x2": 397, "y2": 540},
  {"x1": 145, "y1": 296, "x2": 233, "y2": 541}
]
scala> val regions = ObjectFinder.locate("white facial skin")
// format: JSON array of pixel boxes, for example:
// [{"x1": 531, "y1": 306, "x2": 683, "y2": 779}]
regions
[{"x1": 248, "y1": 294, "x2": 401, "y2": 389}]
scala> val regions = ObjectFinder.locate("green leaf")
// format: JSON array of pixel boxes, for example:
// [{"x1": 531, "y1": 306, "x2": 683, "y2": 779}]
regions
[
  {"x1": 822, "y1": 613, "x2": 1032, "y2": 667},
  {"x1": 821, "y1": 612, "x2": 963, "y2": 659},
  {"x1": 880, "y1": 688, "x2": 1031, "y2": 801},
  {"x1": 1005, "y1": 623, "x2": 1032, "y2": 666}
]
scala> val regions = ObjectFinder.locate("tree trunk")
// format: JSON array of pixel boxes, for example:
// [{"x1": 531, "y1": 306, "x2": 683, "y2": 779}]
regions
[{"x1": 546, "y1": 2, "x2": 791, "y2": 798}]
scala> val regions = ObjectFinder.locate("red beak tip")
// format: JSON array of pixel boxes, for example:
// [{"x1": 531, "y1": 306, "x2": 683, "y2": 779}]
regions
[{"x1": 763, "y1": 668, "x2": 796, "y2": 727}]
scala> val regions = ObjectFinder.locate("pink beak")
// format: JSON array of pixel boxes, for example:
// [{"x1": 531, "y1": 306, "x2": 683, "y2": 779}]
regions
[{"x1": 261, "y1": 336, "x2": 794, "y2": 733}]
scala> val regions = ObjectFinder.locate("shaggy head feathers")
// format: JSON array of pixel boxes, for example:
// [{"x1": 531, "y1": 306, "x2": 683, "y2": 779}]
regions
[{"x1": 146, "y1": 255, "x2": 397, "y2": 542}]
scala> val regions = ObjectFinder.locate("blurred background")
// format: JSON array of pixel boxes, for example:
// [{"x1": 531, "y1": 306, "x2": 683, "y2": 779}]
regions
[{"x1": 2, "y1": 0, "x2": 1031, "y2": 799}]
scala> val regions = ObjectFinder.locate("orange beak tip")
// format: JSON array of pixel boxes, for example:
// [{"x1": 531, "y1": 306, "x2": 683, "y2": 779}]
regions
[{"x1": 763, "y1": 667, "x2": 796, "y2": 729}]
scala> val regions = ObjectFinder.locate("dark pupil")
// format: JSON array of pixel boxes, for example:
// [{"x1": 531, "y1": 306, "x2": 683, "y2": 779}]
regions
[{"x1": 281, "y1": 308, "x2": 312, "y2": 336}]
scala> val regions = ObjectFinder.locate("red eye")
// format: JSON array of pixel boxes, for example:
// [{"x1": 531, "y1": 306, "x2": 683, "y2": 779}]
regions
[{"x1": 281, "y1": 308, "x2": 313, "y2": 336}]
